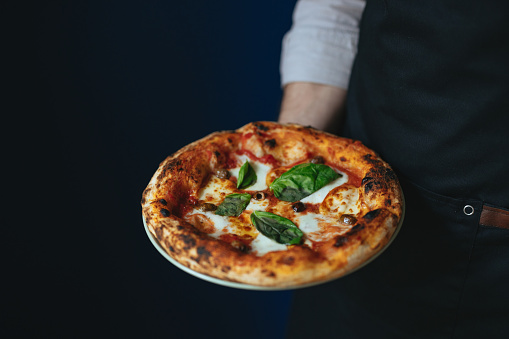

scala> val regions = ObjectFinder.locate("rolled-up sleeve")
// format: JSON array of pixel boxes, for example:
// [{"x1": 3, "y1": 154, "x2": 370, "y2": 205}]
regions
[{"x1": 280, "y1": 0, "x2": 366, "y2": 89}]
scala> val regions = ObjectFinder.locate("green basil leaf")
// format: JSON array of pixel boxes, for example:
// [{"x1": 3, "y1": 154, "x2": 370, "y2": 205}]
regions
[
  {"x1": 237, "y1": 160, "x2": 257, "y2": 189},
  {"x1": 215, "y1": 193, "x2": 252, "y2": 217},
  {"x1": 269, "y1": 163, "x2": 340, "y2": 202},
  {"x1": 250, "y1": 211, "x2": 303, "y2": 245}
]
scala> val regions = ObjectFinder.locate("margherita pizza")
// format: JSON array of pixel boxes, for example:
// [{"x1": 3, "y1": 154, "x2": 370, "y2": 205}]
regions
[{"x1": 141, "y1": 122, "x2": 404, "y2": 288}]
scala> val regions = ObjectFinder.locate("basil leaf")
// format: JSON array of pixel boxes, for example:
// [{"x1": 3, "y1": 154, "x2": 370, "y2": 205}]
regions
[
  {"x1": 269, "y1": 163, "x2": 340, "y2": 202},
  {"x1": 215, "y1": 193, "x2": 252, "y2": 217},
  {"x1": 237, "y1": 160, "x2": 257, "y2": 189},
  {"x1": 250, "y1": 211, "x2": 303, "y2": 245}
]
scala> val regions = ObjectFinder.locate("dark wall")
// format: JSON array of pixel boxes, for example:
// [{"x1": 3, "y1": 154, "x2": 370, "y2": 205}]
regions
[{"x1": 7, "y1": 1, "x2": 296, "y2": 337}]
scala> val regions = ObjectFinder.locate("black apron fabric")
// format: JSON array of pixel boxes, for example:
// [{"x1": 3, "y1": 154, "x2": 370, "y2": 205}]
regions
[
  {"x1": 287, "y1": 1, "x2": 509, "y2": 338},
  {"x1": 345, "y1": 0, "x2": 509, "y2": 206}
]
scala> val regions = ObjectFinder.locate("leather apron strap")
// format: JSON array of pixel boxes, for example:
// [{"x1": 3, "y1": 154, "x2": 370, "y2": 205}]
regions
[{"x1": 480, "y1": 205, "x2": 509, "y2": 230}]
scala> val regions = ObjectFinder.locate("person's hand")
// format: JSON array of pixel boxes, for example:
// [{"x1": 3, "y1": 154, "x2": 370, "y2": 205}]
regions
[{"x1": 278, "y1": 82, "x2": 347, "y2": 134}]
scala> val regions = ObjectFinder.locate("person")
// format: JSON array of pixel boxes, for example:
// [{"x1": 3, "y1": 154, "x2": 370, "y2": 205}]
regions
[{"x1": 278, "y1": 0, "x2": 509, "y2": 338}]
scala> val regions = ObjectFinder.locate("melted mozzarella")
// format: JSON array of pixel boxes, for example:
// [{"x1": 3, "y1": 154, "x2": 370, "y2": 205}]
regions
[
  {"x1": 229, "y1": 155, "x2": 272, "y2": 191},
  {"x1": 250, "y1": 234, "x2": 287, "y2": 256},
  {"x1": 320, "y1": 186, "x2": 361, "y2": 215},
  {"x1": 246, "y1": 198, "x2": 269, "y2": 212},
  {"x1": 296, "y1": 213, "x2": 321, "y2": 234},
  {"x1": 198, "y1": 176, "x2": 236, "y2": 204},
  {"x1": 187, "y1": 208, "x2": 286, "y2": 256},
  {"x1": 296, "y1": 212, "x2": 350, "y2": 245},
  {"x1": 280, "y1": 139, "x2": 308, "y2": 165},
  {"x1": 186, "y1": 209, "x2": 230, "y2": 236},
  {"x1": 300, "y1": 171, "x2": 348, "y2": 204}
]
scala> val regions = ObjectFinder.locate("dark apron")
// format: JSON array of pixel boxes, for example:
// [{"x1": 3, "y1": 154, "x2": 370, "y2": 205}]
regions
[{"x1": 288, "y1": 1, "x2": 509, "y2": 337}]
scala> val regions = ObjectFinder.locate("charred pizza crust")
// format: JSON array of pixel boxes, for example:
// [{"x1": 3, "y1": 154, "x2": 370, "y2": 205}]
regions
[{"x1": 141, "y1": 122, "x2": 403, "y2": 287}]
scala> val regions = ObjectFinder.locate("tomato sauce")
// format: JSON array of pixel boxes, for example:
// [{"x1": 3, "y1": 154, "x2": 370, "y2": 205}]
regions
[
  {"x1": 236, "y1": 149, "x2": 280, "y2": 167},
  {"x1": 171, "y1": 190, "x2": 198, "y2": 217},
  {"x1": 336, "y1": 167, "x2": 362, "y2": 187}
]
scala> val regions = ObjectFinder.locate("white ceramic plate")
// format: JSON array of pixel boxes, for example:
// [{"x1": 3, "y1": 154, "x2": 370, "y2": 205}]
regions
[{"x1": 143, "y1": 194, "x2": 405, "y2": 291}]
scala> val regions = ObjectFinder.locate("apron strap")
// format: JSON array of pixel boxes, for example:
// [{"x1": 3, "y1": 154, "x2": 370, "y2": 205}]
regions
[{"x1": 480, "y1": 205, "x2": 509, "y2": 230}]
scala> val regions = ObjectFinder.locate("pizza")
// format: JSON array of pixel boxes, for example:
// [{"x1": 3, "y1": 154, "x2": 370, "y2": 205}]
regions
[{"x1": 141, "y1": 121, "x2": 404, "y2": 288}]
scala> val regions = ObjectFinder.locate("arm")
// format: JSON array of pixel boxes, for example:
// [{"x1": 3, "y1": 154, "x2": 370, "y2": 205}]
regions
[
  {"x1": 279, "y1": 82, "x2": 347, "y2": 134},
  {"x1": 278, "y1": 0, "x2": 365, "y2": 133}
]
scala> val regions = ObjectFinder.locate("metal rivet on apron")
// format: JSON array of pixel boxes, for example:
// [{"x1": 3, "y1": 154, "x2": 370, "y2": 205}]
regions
[{"x1": 463, "y1": 205, "x2": 474, "y2": 216}]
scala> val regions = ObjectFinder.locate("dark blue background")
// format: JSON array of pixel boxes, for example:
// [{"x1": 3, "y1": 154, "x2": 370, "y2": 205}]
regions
[{"x1": 7, "y1": 1, "x2": 297, "y2": 337}]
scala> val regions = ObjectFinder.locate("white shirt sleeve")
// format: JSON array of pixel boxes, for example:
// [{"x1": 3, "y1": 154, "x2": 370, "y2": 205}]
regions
[{"x1": 280, "y1": 0, "x2": 366, "y2": 89}]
